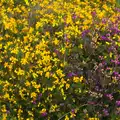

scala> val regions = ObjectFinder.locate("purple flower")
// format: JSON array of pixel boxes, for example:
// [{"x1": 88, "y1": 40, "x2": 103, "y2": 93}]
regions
[
  {"x1": 99, "y1": 56, "x2": 104, "y2": 60},
  {"x1": 108, "y1": 46, "x2": 115, "y2": 52},
  {"x1": 118, "y1": 74, "x2": 120, "y2": 77},
  {"x1": 64, "y1": 34, "x2": 70, "y2": 42},
  {"x1": 113, "y1": 71, "x2": 119, "y2": 76},
  {"x1": 71, "y1": 109, "x2": 75, "y2": 113},
  {"x1": 41, "y1": 112, "x2": 47, "y2": 117},
  {"x1": 39, "y1": 93, "x2": 42, "y2": 97},
  {"x1": 6, "y1": 110, "x2": 10, "y2": 114},
  {"x1": 95, "y1": 85, "x2": 101, "y2": 91},
  {"x1": 110, "y1": 27, "x2": 120, "y2": 35},
  {"x1": 117, "y1": 61, "x2": 120, "y2": 65},
  {"x1": 102, "y1": 18, "x2": 107, "y2": 24},
  {"x1": 102, "y1": 61, "x2": 107, "y2": 65},
  {"x1": 91, "y1": 11, "x2": 96, "y2": 17},
  {"x1": 106, "y1": 67, "x2": 110, "y2": 71},
  {"x1": 106, "y1": 33, "x2": 110, "y2": 37},
  {"x1": 32, "y1": 100, "x2": 36, "y2": 104},
  {"x1": 116, "y1": 100, "x2": 120, "y2": 106},
  {"x1": 105, "y1": 94, "x2": 114, "y2": 100},
  {"x1": 117, "y1": 16, "x2": 120, "y2": 20},
  {"x1": 101, "y1": 36, "x2": 110, "y2": 41},
  {"x1": 81, "y1": 29, "x2": 90, "y2": 38},
  {"x1": 67, "y1": 72, "x2": 76, "y2": 78},
  {"x1": 54, "y1": 49, "x2": 60, "y2": 55},
  {"x1": 38, "y1": 93, "x2": 42, "y2": 100},
  {"x1": 72, "y1": 14, "x2": 77, "y2": 19},
  {"x1": 103, "y1": 109, "x2": 109, "y2": 116},
  {"x1": 115, "y1": 8, "x2": 120, "y2": 12},
  {"x1": 111, "y1": 59, "x2": 115, "y2": 63}
]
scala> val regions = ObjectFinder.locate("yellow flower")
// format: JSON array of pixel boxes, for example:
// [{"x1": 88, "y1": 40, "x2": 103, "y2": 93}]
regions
[
  {"x1": 61, "y1": 78, "x2": 66, "y2": 84},
  {"x1": 78, "y1": 44, "x2": 83, "y2": 49},
  {"x1": 53, "y1": 38, "x2": 59, "y2": 45},
  {"x1": 21, "y1": 58, "x2": 28, "y2": 65},
  {"x1": 102, "y1": 4, "x2": 109, "y2": 11},
  {"x1": 60, "y1": 88, "x2": 64, "y2": 96},
  {"x1": 32, "y1": 73, "x2": 38, "y2": 79},
  {"x1": 65, "y1": 115, "x2": 69, "y2": 120},
  {"x1": 17, "y1": 107, "x2": 23, "y2": 119},
  {"x1": 48, "y1": 85, "x2": 55, "y2": 91},
  {"x1": 2, "y1": 113, "x2": 7, "y2": 120},
  {"x1": 14, "y1": 7, "x2": 21, "y2": 13},
  {"x1": 66, "y1": 83, "x2": 70, "y2": 90},
  {"x1": 60, "y1": 47, "x2": 65, "y2": 54},
  {"x1": 60, "y1": 63, "x2": 64, "y2": 67},
  {"x1": 110, "y1": 52, "x2": 112, "y2": 58},
  {"x1": 98, "y1": 11, "x2": 105, "y2": 19},
  {"x1": 66, "y1": 14, "x2": 72, "y2": 24},
  {"x1": 55, "y1": 31, "x2": 63, "y2": 37},
  {"x1": 25, "y1": 52, "x2": 30, "y2": 58},
  {"x1": 73, "y1": 76, "x2": 83, "y2": 83},
  {"x1": 70, "y1": 112, "x2": 76, "y2": 118},
  {"x1": 53, "y1": 78, "x2": 59, "y2": 85},
  {"x1": 37, "y1": 70, "x2": 43, "y2": 76},
  {"x1": 4, "y1": 93, "x2": 10, "y2": 99},
  {"x1": 83, "y1": 19, "x2": 91, "y2": 25},
  {"x1": 40, "y1": 108, "x2": 46, "y2": 114},
  {"x1": 4, "y1": 62, "x2": 9, "y2": 68},
  {"x1": 19, "y1": 89, "x2": 26, "y2": 99},
  {"x1": 1, "y1": 105, "x2": 7, "y2": 113},
  {"x1": 25, "y1": 81, "x2": 31, "y2": 86},
  {"x1": 0, "y1": 36, "x2": 3, "y2": 41},
  {"x1": 106, "y1": 42, "x2": 110, "y2": 45},
  {"x1": 14, "y1": 68, "x2": 25, "y2": 75},
  {"x1": 36, "y1": 22, "x2": 42, "y2": 29},
  {"x1": 34, "y1": 84, "x2": 41, "y2": 89},
  {"x1": 11, "y1": 48, "x2": 19, "y2": 54},
  {"x1": 45, "y1": 72, "x2": 50, "y2": 78},
  {"x1": 49, "y1": 104, "x2": 58, "y2": 113},
  {"x1": 45, "y1": 31, "x2": 50, "y2": 37},
  {"x1": 10, "y1": 56, "x2": 18, "y2": 63},
  {"x1": 26, "y1": 118, "x2": 34, "y2": 120},
  {"x1": 6, "y1": 63, "x2": 12, "y2": 71},
  {"x1": 5, "y1": 34, "x2": 10, "y2": 38},
  {"x1": 80, "y1": 76, "x2": 83, "y2": 82},
  {"x1": 31, "y1": 92, "x2": 37, "y2": 98},
  {"x1": 56, "y1": 69, "x2": 65, "y2": 78},
  {"x1": 22, "y1": 27, "x2": 29, "y2": 33},
  {"x1": 73, "y1": 77, "x2": 79, "y2": 83},
  {"x1": 0, "y1": 43, "x2": 2, "y2": 49},
  {"x1": 28, "y1": 111, "x2": 34, "y2": 117},
  {"x1": 88, "y1": 118, "x2": 99, "y2": 120},
  {"x1": 29, "y1": 27, "x2": 34, "y2": 33}
]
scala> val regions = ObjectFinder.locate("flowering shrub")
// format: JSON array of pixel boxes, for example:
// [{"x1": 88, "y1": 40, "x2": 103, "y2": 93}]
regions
[{"x1": 0, "y1": 0, "x2": 120, "y2": 119}]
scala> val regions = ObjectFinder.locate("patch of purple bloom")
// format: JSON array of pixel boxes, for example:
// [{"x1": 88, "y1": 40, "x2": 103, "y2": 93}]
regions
[
  {"x1": 101, "y1": 36, "x2": 110, "y2": 41},
  {"x1": 103, "y1": 109, "x2": 109, "y2": 116},
  {"x1": 41, "y1": 112, "x2": 47, "y2": 117},
  {"x1": 116, "y1": 100, "x2": 120, "y2": 106},
  {"x1": 81, "y1": 29, "x2": 90, "y2": 38},
  {"x1": 67, "y1": 72, "x2": 77, "y2": 78}
]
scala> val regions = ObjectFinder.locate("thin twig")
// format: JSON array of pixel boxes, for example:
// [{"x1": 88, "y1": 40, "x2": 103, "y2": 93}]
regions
[
  {"x1": 58, "y1": 111, "x2": 70, "y2": 120},
  {"x1": 58, "y1": 103, "x2": 102, "y2": 120},
  {"x1": 58, "y1": 104, "x2": 88, "y2": 120}
]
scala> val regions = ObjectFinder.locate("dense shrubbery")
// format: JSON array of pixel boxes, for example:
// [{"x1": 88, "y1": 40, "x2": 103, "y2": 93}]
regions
[{"x1": 0, "y1": 0, "x2": 120, "y2": 119}]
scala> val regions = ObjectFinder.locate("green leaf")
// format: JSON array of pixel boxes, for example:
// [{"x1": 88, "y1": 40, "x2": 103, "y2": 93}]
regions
[{"x1": 116, "y1": 0, "x2": 120, "y2": 6}]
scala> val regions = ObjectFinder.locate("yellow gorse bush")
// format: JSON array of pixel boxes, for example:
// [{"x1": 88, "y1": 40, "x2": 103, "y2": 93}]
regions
[{"x1": 0, "y1": 0, "x2": 119, "y2": 119}]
